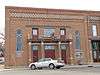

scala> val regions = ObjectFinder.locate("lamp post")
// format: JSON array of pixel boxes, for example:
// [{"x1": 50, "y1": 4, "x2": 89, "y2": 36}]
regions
[
  {"x1": 28, "y1": 34, "x2": 32, "y2": 63},
  {"x1": 69, "y1": 41, "x2": 74, "y2": 65},
  {"x1": 58, "y1": 41, "x2": 61, "y2": 59},
  {"x1": 41, "y1": 41, "x2": 44, "y2": 58}
]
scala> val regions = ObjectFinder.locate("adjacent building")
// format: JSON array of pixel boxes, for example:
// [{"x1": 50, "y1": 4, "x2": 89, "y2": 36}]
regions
[{"x1": 5, "y1": 6, "x2": 100, "y2": 66}]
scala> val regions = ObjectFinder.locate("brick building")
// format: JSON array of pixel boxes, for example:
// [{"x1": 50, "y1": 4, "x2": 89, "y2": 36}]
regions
[{"x1": 5, "y1": 6, "x2": 100, "y2": 66}]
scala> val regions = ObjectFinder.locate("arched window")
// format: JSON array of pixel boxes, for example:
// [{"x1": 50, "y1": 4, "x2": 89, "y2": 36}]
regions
[
  {"x1": 75, "y1": 31, "x2": 81, "y2": 50},
  {"x1": 16, "y1": 29, "x2": 23, "y2": 52}
]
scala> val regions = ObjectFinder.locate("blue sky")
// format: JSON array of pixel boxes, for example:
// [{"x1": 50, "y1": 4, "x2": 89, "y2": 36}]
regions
[{"x1": 0, "y1": 0, "x2": 100, "y2": 34}]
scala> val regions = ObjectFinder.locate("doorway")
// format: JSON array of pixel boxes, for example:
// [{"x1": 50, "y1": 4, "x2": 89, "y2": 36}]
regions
[{"x1": 91, "y1": 41, "x2": 100, "y2": 62}]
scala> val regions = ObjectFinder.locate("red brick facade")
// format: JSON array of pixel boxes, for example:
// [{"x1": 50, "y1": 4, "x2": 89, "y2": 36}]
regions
[{"x1": 5, "y1": 6, "x2": 100, "y2": 66}]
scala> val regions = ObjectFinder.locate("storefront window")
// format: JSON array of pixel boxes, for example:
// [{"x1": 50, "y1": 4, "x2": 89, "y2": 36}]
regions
[
  {"x1": 44, "y1": 45, "x2": 55, "y2": 50},
  {"x1": 60, "y1": 44, "x2": 67, "y2": 50},
  {"x1": 93, "y1": 51, "x2": 97, "y2": 59},
  {"x1": 31, "y1": 45, "x2": 38, "y2": 50},
  {"x1": 92, "y1": 42, "x2": 98, "y2": 50}
]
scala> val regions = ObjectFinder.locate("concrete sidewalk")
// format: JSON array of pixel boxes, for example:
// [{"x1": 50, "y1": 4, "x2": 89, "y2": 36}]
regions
[
  {"x1": 0, "y1": 64, "x2": 12, "y2": 71},
  {"x1": 1, "y1": 63, "x2": 100, "y2": 71},
  {"x1": 0, "y1": 64, "x2": 4, "y2": 69},
  {"x1": 63, "y1": 63, "x2": 100, "y2": 69}
]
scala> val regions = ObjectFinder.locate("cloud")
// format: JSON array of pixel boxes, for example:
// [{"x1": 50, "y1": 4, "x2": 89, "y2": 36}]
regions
[{"x1": 4, "y1": 0, "x2": 100, "y2": 10}]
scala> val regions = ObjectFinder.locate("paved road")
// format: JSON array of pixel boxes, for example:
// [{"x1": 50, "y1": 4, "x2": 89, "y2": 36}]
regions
[
  {"x1": 0, "y1": 70, "x2": 99, "y2": 75},
  {"x1": 0, "y1": 67, "x2": 100, "y2": 75}
]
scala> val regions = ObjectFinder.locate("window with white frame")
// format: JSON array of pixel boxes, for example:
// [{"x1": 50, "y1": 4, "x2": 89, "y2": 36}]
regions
[
  {"x1": 60, "y1": 29, "x2": 66, "y2": 35},
  {"x1": 92, "y1": 25, "x2": 97, "y2": 36},
  {"x1": 32, "y1": 28, "x2": 38, "y2": 35}
]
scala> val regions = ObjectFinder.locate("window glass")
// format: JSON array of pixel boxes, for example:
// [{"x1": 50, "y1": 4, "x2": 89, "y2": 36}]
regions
[
  {"x1": 75, "y1": 31, "x2": 81, "y2": 50},
  {"x1": 32, "y1": 28, "x2": 38, "y2": 35},
  {"x1": 92, "y1": 42, "x2": 99, "y2": 50},
  {"x1": 60, "y1": 44, "x2": 67, "y2": 50},
  {"x1": 93, "y1": 51, "x2": 97, "y2": 59},
  {"x1": 32, "y1": 45, "x2": 38, "y2": 50},
  {"x1": 92, "y1": 25, "x2": 97, "y2": 36},
  {"x1": 44, "y1": 28, "x2": 54, "y2": 37},
  {"x1": 44, "y1": 58, "x2": 51, "y2": 61},
  {"x1": 16, "y1": 29, "x2": 23, "y2": 52},
  {"x1": 92, "y1": 42, "x2": 97, "y2": 50},
  {"x1": 38, "y1": 59, "x2": 44, "y2": 62},
  {"x1": 60, "y1": 29, "x2": 65, "y2": 35},
  {"x1": 44, "y1": 45, "x2": 55, "y2": 50}
]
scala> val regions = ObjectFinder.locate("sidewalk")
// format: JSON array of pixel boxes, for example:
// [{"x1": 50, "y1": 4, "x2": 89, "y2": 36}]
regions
[
  {"x1": 0, "y1": 64, "x2": 5, "y2": 71},
  {"x1": 63, "y1": 63, "x2": 100, "y2": 68},
  {"x1": 1, "y1": 63, "x2": 100, "y2": 71},
  {"x1": 0, "y1": 64, "x2": 12, "y2": 71}
]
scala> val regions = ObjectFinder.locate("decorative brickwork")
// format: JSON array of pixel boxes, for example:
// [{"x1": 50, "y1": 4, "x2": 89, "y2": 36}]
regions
[{"x1": 5, "y1": 6, "x2": 100, "y2": 66}]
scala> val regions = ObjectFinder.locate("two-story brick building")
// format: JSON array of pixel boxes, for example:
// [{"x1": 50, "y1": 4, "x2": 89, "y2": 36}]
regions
[{"x1": 5, "y1": 6, "x2": 100, "y2": 66}]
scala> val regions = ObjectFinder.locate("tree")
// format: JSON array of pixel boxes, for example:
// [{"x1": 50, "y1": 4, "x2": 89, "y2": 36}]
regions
[{"x1": 0, "y1": 33, "x2": 5, "y2": 57}]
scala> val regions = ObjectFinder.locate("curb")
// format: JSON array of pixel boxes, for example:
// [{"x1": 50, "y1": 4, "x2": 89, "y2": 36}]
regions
[
  {"x1": 62, "y1": 65, "x2": 100, "y2": 69},
  {"x1": 0, "y1": 69, "x2": 12, "y2": 72}
]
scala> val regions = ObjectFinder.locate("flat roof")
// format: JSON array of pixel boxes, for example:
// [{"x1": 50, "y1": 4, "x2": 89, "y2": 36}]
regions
[{"x1": 5, "y1": 6, "x2": 100, "y2": 17}]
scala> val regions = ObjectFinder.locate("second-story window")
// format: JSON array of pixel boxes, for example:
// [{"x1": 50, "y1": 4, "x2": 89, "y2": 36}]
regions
[
  {"x1": 44, "y1": 28, "x2": 55, "y2": 37},
  {"x1": 60, "y1": 28, "x2": 66, "y2": 35},
  {"x1": 92, "y1": 25, "x2": 97, "y2": 36},
  {"x1": 32, "y1": 28, "x2": 38, "y2": 36}
]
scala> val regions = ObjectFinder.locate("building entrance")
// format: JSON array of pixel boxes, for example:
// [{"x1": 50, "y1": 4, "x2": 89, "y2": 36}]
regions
[
  {"x1": 91, "y1": 41, "x2": 100, "y2": 62},
  {"x1": 44, "y1": 45, "x2": 55, "y2": 59}
]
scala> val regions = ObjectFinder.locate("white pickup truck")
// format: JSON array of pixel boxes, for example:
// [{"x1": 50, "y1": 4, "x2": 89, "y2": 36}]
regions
[{"x1": 29, "y1": 58, "x2": 65, "y2": 70}]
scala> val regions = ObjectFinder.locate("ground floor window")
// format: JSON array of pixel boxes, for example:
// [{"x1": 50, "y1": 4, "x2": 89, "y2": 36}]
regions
[
  {"x1": 31, "y1": 45, "x2": 38, "y2": 50},
  {"x1": 44, "y1": 45, "x2": 55, "y2": 50},
  {"x1": 60, "y1": 44, "x2": 67, "y2": 50},
  {"x1": 91, "y1": 41, "x2": 100, "y2": 62}
]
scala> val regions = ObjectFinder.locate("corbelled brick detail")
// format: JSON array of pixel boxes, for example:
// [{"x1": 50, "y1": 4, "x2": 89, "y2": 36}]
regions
[{"x1": 5, "y1": 6, "x2": 100, "y2": 66}]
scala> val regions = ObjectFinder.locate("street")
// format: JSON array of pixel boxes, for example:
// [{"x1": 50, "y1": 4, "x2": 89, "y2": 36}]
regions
[{"x1": 0, "y1": 66, "x2": 100, "y2": 75}]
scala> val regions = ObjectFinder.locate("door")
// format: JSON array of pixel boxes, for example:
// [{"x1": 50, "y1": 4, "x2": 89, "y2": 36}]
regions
[
  {"x1": 32, "y1": 51, "x2": 38, "y2": 62},
  {"x1": 32, "y1": 45, "x2": 38, "y2": 62},
  {"x1": 44, "y1": 45, "x2": 55, "y2": 59},
  {"x1": 92, "y1": 41, "x2": 100, "y2": 62},
  {"x1": 61, "y1": 50, "x2": 67, "y2": 63},
  {"x1": 61, "y1": 44, "x2": 67, "y2": 64}
]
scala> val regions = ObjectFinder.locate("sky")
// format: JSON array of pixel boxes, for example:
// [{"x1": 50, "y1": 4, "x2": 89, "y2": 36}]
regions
[{"x1": 0, "y1": 0, "x2": 100, "y2": 35}]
